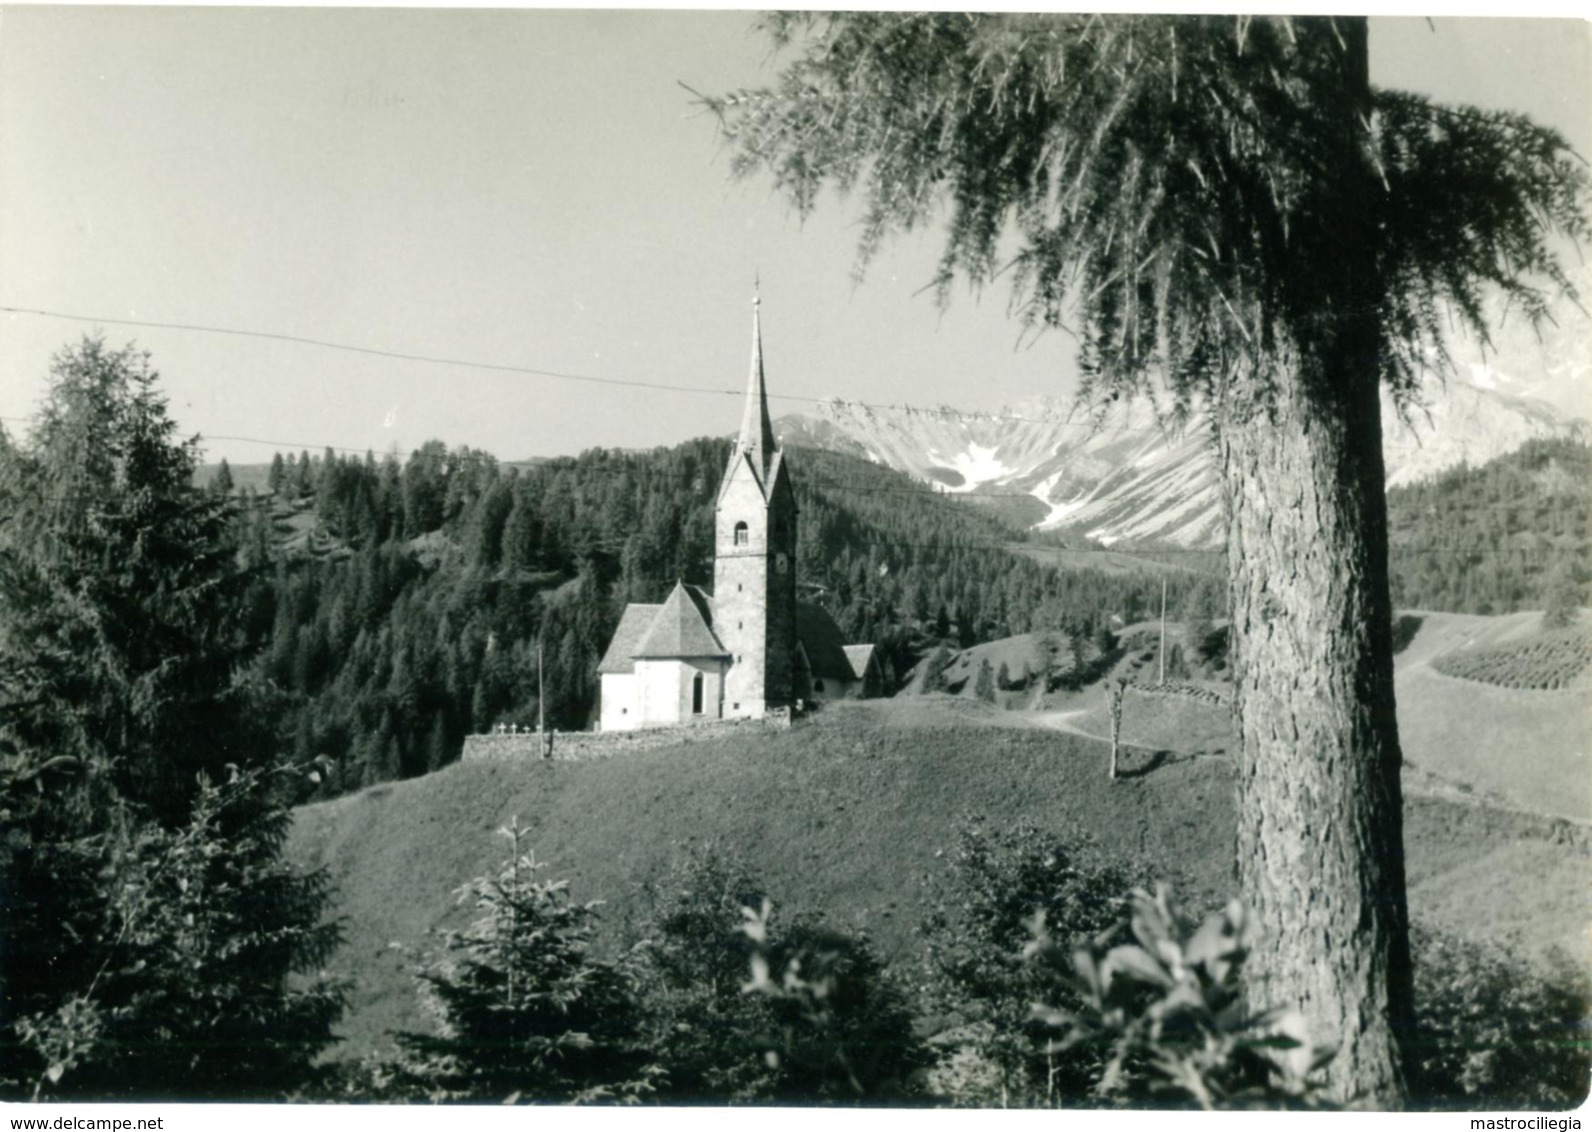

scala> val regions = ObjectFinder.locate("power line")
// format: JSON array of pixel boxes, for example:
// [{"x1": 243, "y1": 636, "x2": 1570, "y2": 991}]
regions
[
  {"x1": 0, "y1": 302, "x2": 1182, "y2": 434},
  {"x1": 6, "y1": 303, "x2": 1579, "y2": 471},
  {"x1": 0, "y1": 305, "x2": 749, "y2": 401}
]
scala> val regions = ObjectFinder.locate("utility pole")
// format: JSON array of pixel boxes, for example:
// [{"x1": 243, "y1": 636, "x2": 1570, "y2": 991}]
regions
[
  {"x1": 1107, "y1": 679, "x2": 1126, "y2": 781},
  {"x1": 1158, "y1": 578, "x2": 1167, "y2": 685},
  {"x1": 538, "y1": 639, "x2": 548, "y2": 758}
]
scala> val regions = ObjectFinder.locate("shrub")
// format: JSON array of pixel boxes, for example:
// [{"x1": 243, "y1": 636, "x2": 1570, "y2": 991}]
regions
[
  {"x1": 1390, "y1": 613, "x2": 1424, "y2": 656},
  {"x1": 630, "y1": 847, "x2": 777, "y2": 1101},
  {"x1": 917, "y1": 815, "x2": 1146, "y2": 1105},
  {"x1": 636, "y1": 846, "x2": 927, "y2": 1103},
  {"x1": 1408, "y1": 926, "x2": 1590, "y2": 1110},
  {"x1": 1031, "y1": 886, "x2": 1333, "y2": 1109},
  {"x1": 739, "y1": 900, "x2": 929, "y2": 1103}
]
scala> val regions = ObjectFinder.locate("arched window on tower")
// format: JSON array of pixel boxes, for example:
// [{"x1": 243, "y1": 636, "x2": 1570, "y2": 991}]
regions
[
  {"x1": 692, "y1": 671, "x2": 705, "y2": 715},
  {"x1": 733, "y1": 521, "x2": 749, "y2": 546}
]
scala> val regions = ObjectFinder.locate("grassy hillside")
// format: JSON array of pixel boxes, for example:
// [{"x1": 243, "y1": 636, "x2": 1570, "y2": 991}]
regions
[
  {"x1": 933, "y1": 611, "x2": 1589, "y2": 821},
  {"x1": 1394, "y1": 610, "x2": 1592, "y2": 819},
  {"x1": 912, "y1": 632, "x2": 1053, "y2": 700},
  {"x1": 287, "y1": 697, "x2": 1589, "y2": 1063},
  {"x1": 288, "y1": 702, "x2": 1235, "y2": 1057}
]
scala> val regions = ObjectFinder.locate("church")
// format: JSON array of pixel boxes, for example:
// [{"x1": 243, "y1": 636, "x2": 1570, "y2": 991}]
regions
[{"x1": 596, "y1": 297, "x2": 880, "y2": 732}]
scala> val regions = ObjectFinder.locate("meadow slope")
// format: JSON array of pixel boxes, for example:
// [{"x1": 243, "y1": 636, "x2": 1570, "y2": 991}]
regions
[
  {"x1": 287, "y1": 698, "x2": 1589, "y2": 1062},
  {"x1": 1004, "y1": 610, "x2": 1590, "y2": 821},
  {"x1": 1393, "y1": 610, "x2": 1592, "y2": 819}
]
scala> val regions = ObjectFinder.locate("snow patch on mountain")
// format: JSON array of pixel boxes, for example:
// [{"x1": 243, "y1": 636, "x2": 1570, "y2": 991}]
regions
[{"x1": 938, "y1": 443, "x2": 1013, "y2": 492}]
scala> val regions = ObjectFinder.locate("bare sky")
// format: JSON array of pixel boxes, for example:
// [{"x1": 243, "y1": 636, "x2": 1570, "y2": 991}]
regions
[{"x1": 2, "y1": 10, "x2": 1588, "y2": 466}]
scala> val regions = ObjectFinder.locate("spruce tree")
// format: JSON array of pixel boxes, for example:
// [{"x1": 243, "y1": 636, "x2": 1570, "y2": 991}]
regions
[
  {"x1": 0, "y1": 338, "x2": 342, "y2": 1099},
  {"x1": 394, "y1": 820, "x2": 656, "y2": 1102},
  {"x1": 973, "y1": 657, "x2": 996, "y2": 703}
]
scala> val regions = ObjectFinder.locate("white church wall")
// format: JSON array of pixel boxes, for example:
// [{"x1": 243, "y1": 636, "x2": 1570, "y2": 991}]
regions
[
  {"x1": 635, "y1": 658, "x2": 726, "y2": 727},
  {"x1": 600, "y1": 673, "x2": 640, "y2": 732}
]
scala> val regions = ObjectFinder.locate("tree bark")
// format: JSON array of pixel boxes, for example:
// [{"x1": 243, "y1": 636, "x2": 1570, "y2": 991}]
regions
[
  {"x1": 1212, "y1": 19, "x2": 1415, "y2": 1108},
  {"x1": 1218, "y1": 340, "x2": 1414, "y2": 1105}
]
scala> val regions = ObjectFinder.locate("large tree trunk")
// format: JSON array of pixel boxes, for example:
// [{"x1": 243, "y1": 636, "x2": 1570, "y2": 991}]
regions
[
  {"x1": 1217, "y1": 338, "x2": 1414, "y2": 1105},
  {"x1": 1214, "y1": 18, "x2": 1414, "y2": 1107}
]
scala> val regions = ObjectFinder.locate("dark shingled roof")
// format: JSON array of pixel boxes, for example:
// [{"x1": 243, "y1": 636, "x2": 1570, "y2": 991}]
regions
[
  {"x1": 633, "y1": 582, "x2": 728, "y2": 660},
  {"x1": 598, "y1": 604, "x2": 662, "y2": 674},
  {"x1": 796, "y1": 601, "x2": 855, "y2": 681},
  {"x1": 605, "y1": 590, "x2": 861, "y2": 682},
  {"x1": 842, "y1": 644, "x2": 877, "y2": 681}
]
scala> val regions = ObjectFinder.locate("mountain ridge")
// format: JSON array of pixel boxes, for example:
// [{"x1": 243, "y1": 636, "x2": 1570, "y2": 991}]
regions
[{"x1": 776, "y1": 375, "x2": 1589, "y2": 548}]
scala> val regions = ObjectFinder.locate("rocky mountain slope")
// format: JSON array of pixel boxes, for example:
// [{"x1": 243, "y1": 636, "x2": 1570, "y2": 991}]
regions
[{"x1": 777, "y1": 371, "x2": 1588, "y2": 548}]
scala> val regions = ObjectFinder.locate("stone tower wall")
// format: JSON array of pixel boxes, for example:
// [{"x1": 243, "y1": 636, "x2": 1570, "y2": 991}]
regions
[
  {"x1": 715, "y1": 463, "x2": 771, "y2": 716},
  {"x1": 762, "y1": 476, "x2": 799, "y2": 707}
]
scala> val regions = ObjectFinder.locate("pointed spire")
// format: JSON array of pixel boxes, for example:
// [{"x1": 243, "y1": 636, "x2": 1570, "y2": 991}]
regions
[{"x1": 737, "y1": 285, "x2": 778, "y2": 482}]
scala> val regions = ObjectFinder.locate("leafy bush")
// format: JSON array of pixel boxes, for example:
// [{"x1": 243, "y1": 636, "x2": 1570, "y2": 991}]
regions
[
  {"x1": 636, "y1": 846, "x2": 927, "y2": 1104},
  {"x1": 738, "y1": 900, "x2": 929, "y2": 1103},
  {"x1": 917, "y1": 815, "x2": 1146, "y2": 1105},
  {"x1": 1031, "y1": 886, "x2": 1332, "y2": 1109},
  {"x1": 1431, "y1": 629, "x2": 1591, "y2": 690},
  {"x1": 390, "y1": 819, "x2": 659, "y2": 1103},
  {"x1": 629, "y1": 847, "x2": 777, "y2": 1101},
  {"x1": 1408, "y1": 926, "x2": 1590, "y2": 1110}
]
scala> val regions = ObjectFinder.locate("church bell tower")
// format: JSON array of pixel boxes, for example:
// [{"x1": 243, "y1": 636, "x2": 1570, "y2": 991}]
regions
[{"x1": 714, "y1": 292, "x2": 799, "y2": 718}]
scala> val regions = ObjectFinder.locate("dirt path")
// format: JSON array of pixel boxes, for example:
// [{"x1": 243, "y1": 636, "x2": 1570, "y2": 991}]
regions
[{"x1": 1031, "y1": 709, "x2": 1163, "y2": 751}]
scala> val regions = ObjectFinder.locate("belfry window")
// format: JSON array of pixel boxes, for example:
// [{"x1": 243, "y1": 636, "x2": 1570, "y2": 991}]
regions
[
  {"x1": 692, "y1": 671, "x2": 705, "y2": 715},
  {"x1": 733, "y1": 521, "x2": 749, "y2": 546}
]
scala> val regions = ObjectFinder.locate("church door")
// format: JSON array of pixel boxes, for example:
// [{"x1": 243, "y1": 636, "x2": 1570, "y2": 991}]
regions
[{"x1": 692, "y1": 671, "x2": 704, "y2": 715}]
